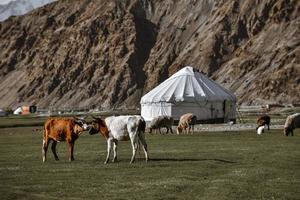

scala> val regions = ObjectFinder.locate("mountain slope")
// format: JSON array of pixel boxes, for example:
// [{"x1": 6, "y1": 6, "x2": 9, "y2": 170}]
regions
[{"x1": 0, "y1": 0, "x2": 299, "y2": 110}]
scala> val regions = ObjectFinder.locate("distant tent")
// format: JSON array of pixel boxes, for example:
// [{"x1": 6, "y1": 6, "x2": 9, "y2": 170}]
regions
[
  {"x1": 13, "y1": 106, "x2": 32, "y2": 115},
  {"x1": 13, "y1": 107, "x2": 23, "y2": 115},
  {"x1": 140, "y1": 66, "x2": 236, "y2": 123}
]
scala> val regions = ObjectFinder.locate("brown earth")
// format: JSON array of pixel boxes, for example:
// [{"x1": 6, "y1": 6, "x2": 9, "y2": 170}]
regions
[{"x1": 0, "y1": 0, "x2": 299, "y2": 110}]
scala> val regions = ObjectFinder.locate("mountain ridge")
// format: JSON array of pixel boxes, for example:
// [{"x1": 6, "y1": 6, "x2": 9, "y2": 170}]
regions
[{"x1": 0, "y1": 0, "x2": 299, "y2": 110}]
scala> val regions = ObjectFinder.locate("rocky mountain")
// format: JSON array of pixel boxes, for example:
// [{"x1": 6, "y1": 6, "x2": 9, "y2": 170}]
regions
[
  {"x1": 0, "y1": 0, "x2": 299, "y2": 110},
  {"x1": 0, "y1": 0, "x2": 56, "y2": 21}
]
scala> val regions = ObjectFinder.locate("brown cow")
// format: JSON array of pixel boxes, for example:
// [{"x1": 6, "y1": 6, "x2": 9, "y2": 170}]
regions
[
  {"x1": 256, "y1": 115, "x2": 271, "y2": 131},
  {"x1": 42, "y1": 117, "x2": 88, "y2": 162}
]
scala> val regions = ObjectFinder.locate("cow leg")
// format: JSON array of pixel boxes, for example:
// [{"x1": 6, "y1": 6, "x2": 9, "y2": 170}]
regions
[
  {"x1": 130, "y1": 137, "x2": 138, "y2": 164},
  {"x1": 112, "y1": 140, "x2": 118, "y2": 163},
  {"x1": 51, "y1": 141, "x2": 59, "y2": 161},
  {"x1": 67, "y1": 141, "x2": 75, "y2": 161},
  {"x1": 105, "y1": 139, "x2": 113, "y2": 164},
  {"x1": 138, "y1": 133, "x2": 149, "y2": 162},
  {"x1": 42, "y1": 138, "x2": 50, "y2": 162},
  {"x1": 291, "y1": 129, "x2": 294, "y2": 136},
  {"x1": 170, "y1": 126, "x2": 173, "y2": 134}
]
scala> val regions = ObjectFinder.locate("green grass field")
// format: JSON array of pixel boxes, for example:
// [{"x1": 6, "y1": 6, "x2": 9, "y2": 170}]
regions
[{"x1": 0, "y1": 124, "x2": 300, "y2": 200}]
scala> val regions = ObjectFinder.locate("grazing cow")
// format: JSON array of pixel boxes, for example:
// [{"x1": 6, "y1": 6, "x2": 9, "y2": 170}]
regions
[
  {"x1": 284, "y1": 113, "x2": 300, "y2": 136},
  {"x1": 256, "y1": 114, "x2": 271, "y2": 130},
  {"x1": 176, "y1": 113, "x2": 197, "y2": 134},
  {"x1": 89, "y1": 115, "x2": 149, "y2": 164},
  {"x1": 149, "y1": 116, "x2": 174, "y2": 134},
  {"x1": 42, "y1": 117, "x2": 88, "y2": 162}
]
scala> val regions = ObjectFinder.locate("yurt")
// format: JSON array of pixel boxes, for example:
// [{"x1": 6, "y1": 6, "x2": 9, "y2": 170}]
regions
[{"x1": 140, "y1": 66, "x2": 236, "y2": 123}]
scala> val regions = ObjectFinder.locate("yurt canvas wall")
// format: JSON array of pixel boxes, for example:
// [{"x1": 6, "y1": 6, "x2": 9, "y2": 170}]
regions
[{"x1": 140, "y1": 66, "x2": 236, "y2": 123}]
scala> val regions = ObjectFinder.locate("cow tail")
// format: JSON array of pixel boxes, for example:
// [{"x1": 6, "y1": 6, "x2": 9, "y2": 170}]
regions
[
  {"x1": 43, "y1": 124, "x2": 47, "y2": 140},
  {"x1": 138, "y1": 118, "x2": 146, "y2": 134},
  {"x1": 137, "y1": 118, "x2": 146, "y2": 159}
]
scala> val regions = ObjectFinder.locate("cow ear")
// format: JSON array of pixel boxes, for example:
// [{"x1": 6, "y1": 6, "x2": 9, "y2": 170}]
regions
[
  {"x1": 74, "y1": 119, "x2": 82, "y2": 125},
  {"x1": 73, "y1": 116, "x2": 80, "y2": 121},
  {"x1": 73, "y1": 116, "x2": 86, "y2": 120},
  {"x1": 72, "y1": 117, "x2": 84, "y2": 125}
]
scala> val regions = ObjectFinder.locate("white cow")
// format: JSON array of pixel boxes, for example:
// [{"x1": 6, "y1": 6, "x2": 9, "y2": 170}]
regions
[{"x1": 89, "y1": 115, "x2": 149, "y2": 164}]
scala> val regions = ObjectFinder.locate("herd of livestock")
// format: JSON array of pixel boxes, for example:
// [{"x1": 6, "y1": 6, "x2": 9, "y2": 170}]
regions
[{"x1": 41, "y1": 112, "x2": 300, "y2": 164}]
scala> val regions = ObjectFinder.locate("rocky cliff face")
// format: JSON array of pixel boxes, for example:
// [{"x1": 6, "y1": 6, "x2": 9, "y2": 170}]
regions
[{"x1": 0, "y1": 0, "x2": 299, "y2": 110}]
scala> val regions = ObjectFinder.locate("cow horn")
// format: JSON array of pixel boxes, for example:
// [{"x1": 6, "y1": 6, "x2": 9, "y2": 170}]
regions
[
  {"x1": 92, "y1": 115, "x2": 99, "y2": 120},
  {"x1": 73, "y1": 116, "x2": 79, "y2": 120}
]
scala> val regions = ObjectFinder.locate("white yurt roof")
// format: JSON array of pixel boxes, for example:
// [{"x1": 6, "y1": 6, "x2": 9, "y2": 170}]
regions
[{"x1": 141, "y1": 66, "x2": 236, "y2": 104}]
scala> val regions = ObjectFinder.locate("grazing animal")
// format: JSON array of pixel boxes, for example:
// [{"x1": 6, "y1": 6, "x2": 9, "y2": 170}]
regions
[
  {"x1": 176, "y1": 113, "x2": 197, "y2": 134},
  {"x1": 257, "y1": 126, "x2": 264, "y2": 135},
  {"x1": 256, "y1": 115, "x2": 271, "y2": 130},
  {"x1": 89, "y1": 115, "x2": 149, "y2": 164},
  {"x1": 42, "y1": 117, "x2": 88, "y2": 162},
  {"x1": 284, "y1": 113, "x2": 300, "y2": 136},
  {"x1": 149, "y1": 116, "x2": 174, "y2": 134}
]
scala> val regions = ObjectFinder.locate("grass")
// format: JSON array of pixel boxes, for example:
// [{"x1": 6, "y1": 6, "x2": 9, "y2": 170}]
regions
[
  {"x1": 0, "y1": 115, "x2": 47, "y2": 128},
  {"x1": 0, "y1": 124, "x2": 300, "y2": 200}
]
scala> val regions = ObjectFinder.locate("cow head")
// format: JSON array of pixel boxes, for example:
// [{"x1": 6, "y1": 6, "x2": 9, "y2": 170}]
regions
[
  {"x1": 89, "y1": 116, "x2": 110, "y2": 137},
  {"x1": 73, "y1": 117, "x2": 89, "y2": 131},
  {"x1": 283, "y1": 127, "x2": 291, "y2": 136},
  {"x1": 89, "y1": 117, "x2": 100, "y2": 135}
]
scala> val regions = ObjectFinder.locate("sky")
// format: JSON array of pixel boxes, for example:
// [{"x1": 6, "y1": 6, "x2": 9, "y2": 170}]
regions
[{"x1": 0, "y1": 0, "x2": 14, "y2": 5}]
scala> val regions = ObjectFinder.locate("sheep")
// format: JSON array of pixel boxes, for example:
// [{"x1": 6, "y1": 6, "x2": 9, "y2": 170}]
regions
[
  {"x1": 148, "y1": 116, "x2": 174, "y2": 134},
  {"x1": 256, "y1": 114, "x2": 271, "y2": 131},
  {"x1": 283, "y1": 113, "x2": 300, "y2": 136},
  {"x1": 176, "y1": 113, "x2": 197, "y2": 134}
]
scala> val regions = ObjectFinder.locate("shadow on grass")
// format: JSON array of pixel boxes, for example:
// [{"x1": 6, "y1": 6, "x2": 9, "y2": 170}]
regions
[{"x1": 150, "y1": 158, "x2": 237, "y2": 164}]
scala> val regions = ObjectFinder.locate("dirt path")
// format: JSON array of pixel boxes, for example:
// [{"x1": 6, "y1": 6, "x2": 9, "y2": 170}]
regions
[{"x1": 193, "y1": 123, "x2": 284, "y2": 132}]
